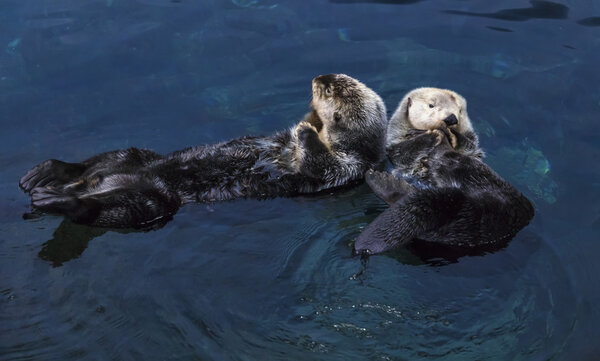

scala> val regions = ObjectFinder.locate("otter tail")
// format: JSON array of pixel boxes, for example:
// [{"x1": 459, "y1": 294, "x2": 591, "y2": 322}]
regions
[{"x1": 19, "y1": 159, "x2": 87, "y2": 194}]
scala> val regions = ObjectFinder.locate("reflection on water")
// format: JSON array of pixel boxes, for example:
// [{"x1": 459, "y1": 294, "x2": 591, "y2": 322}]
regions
[
  {"x1": 38, "y1": 221, "x2": 107, "y2": 267},
  {"x1": 1, "y1": 0, "x2": 600, "y2": 360},
  {"x1": 37, "y1": 220, "x2": 172, "y2": 267}
]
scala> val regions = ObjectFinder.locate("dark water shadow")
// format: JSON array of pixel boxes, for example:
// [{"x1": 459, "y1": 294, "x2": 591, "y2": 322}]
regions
[
  {"x1": 37, "y1": 219, "x2": 170, "y2": 267},
  {"x1": 370, "y1": 235, "x2": 520, "y2": 266},
  {"x1": 486, "y1": 26, "x2": 514, "y2": 33},
  {"x1": 577, "y1": 17, "x2": 600, "y2": 26},
  {"x1": 402, "y1": 239, "x2": 511, "y2": 266},
  {"x1": 444, "y1": 1, "x2": 569, "y2": 22},
  {"x1": 350, "y1": 232, "x2": 542, "y2": 281},
  {"x1": 330, "y1": 0, "x2": 423, "y2": 5},
  {"x1": 30, "y1": 183, "x2": 360, "y2": 267},
  {"x1": 351, "y1": 235, "x2": 514, "y2": 267},
  {"x1": 37, "y1": 221, "x2": 108, "y2": 267}
]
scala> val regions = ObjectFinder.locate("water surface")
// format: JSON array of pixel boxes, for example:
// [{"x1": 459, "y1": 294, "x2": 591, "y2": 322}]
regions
[{"x1": 1, "y1": 0, "x2": 599, "y2": 360}]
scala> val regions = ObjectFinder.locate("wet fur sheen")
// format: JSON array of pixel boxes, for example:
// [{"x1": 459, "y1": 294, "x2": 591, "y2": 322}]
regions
[
  {"x1": 354, "y1": 88, "x2": 534, "y2": 255},
  {"x1": 20, "y1": 74, "x2": 387, "y2": 229}
]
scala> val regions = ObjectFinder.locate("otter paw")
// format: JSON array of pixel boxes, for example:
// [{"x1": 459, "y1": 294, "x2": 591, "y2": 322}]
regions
[
  {"x1": 426, "y1": 129, "x2": 445, "y2": 146},
  {"x1": 448, "y1": 132, "x2": 458, "y2": 149},
  {"x1": 294, "y1": 121, "x2": 319, "y2": 142}
]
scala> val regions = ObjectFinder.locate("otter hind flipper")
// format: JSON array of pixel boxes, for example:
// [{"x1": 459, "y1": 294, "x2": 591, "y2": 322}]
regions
[
  {"x1": 20, "y1": 160, "x2": 86, "y2": 193},
  {"x1": 354, "y1": 187, "x2": 468, "y2": 256},
  {"x1": 29, "y1": 172, "x2": 184, "y2": 229},
  {"x1": 31, "y1": 187, "x2": 86, "y2": 216},
  {"x1": 365, "y1": 170, "x2": 414, "y2": 205},
  {"x1": 353, "y1": 201, "x2": 411, "y2": 256}
]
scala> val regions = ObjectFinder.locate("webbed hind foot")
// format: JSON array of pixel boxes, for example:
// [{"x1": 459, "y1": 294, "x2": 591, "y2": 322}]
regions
[
  {"x1": 365, "y1": 170, "x2": 415, "y2": 205},
  {"x1": 30, "y1": 187, "x2": 100, "y2": 224},
  {"x1": 20, "y1": 160, "x2": 86, "y2": 193},
  {"x1": 31, "y1": 187, "x2": 81, "y2": 214}
]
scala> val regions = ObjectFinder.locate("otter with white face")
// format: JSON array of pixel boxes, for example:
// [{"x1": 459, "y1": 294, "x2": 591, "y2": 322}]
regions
[
  {"x1": 20, "y1": 74, "x2": 387, "y2": 229},
  {"x1": 354, "y1": 87, "x2": 534, "y2": 256},
  {"x1": 387, "y1": 87, "x2": 481, "y2": 158}
]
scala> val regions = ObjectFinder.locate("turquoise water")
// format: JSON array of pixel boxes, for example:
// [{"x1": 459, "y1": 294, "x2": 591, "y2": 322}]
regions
[{"x1": 1, "y1": 0, "x2": 599, "y2": 360}]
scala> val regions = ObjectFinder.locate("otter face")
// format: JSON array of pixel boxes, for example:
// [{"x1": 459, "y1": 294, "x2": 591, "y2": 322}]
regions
[
  {"x1": 311, "y1": 74, "x2": 384, "y2": 129},
  {"x1": 310, "y1": 74, "x2": 386, "y2": 153},
  {"x1": 311, "y1": 74, "x2": 357, "y2": 128},
  {"x1": 387, "y1": 87, "x2": 473, "y2": 148},
  {"x1": 405, "y1": 88, "x2": 466, "y2": 131}
]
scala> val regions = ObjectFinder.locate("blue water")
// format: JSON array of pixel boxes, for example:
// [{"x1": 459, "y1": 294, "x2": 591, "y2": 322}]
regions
[{"x1": 1, "y1": 0, "x2": 599, "y2": 360}]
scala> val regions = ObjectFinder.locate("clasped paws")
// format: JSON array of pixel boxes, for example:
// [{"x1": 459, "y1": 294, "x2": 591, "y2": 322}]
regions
[
  {"x1": 427, "y1": 127, "x2": 457, "y2": 148},
  {"x1": 294, "y1": 121, "x2": 319, "y2": 143}
]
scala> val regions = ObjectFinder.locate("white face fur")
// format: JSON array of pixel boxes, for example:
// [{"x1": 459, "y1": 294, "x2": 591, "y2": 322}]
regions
[{"x1": 387, "y1": 87, "x2": 473, "y2": 147}]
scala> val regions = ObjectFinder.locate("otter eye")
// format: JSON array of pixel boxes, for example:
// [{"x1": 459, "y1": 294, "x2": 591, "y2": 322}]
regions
[
  {"x1": 429, "y1": 104, "x2": 434, "y2": 108},
  {"x1": 325, "y1": 87, "x2": 333, "y2": 96}
]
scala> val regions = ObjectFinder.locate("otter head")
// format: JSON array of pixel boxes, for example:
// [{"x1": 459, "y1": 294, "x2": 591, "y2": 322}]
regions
[
  {"x1": 310, "y1": 74, "x2": 387, "y2": 162},
  {"x1": 387, "y1": 87, "x2": 473, "y2": 148}
]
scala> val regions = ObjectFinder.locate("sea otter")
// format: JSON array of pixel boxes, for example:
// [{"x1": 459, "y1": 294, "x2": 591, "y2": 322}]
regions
[
  {"x1": 20, "y1": 74, "x2": 387, "y2": 229},
  {"x1": 354, "y1": 87, "x2": 534, "y2": 255}
]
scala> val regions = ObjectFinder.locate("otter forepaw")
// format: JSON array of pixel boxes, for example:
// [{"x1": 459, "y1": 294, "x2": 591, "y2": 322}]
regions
[
  {"x1": 294, "y1": 121, "x2": 319, "y2": 142},
  {"x1": 294, "y1": 121, "x2": 329, "y2": 157},
  {"x1": 426, "y1": 129, "x2": 445, "y2": 146},
  {"x1": 448, "y1": 132, "x2": 458, "y2": 149}
]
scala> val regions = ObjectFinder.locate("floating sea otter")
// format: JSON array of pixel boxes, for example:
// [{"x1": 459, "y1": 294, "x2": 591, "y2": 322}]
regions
[
  {"x1": 354, "y1": 87, "x2": 534, "y2": 256},
  {"x1": 20, "y1": 74, "x2": 387, "y2": 229}
]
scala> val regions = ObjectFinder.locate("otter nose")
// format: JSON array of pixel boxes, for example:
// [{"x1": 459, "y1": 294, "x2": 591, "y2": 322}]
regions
[{"x1": 443, "y1": 114, "x2": 458, "y2": 126}]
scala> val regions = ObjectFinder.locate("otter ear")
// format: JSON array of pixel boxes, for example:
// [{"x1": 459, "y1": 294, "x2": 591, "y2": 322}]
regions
[{"x1": 405, "y1": 97, "x2": 412, "y2": 117}]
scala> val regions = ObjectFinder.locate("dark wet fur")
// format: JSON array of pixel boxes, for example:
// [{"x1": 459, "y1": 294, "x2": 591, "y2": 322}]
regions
[
  {"x1": 21, "y1": 132, "x2": 352, "y2": 228},
  {"x1": 355, "y1": 129, "x2": 534, "y2": 255}
]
